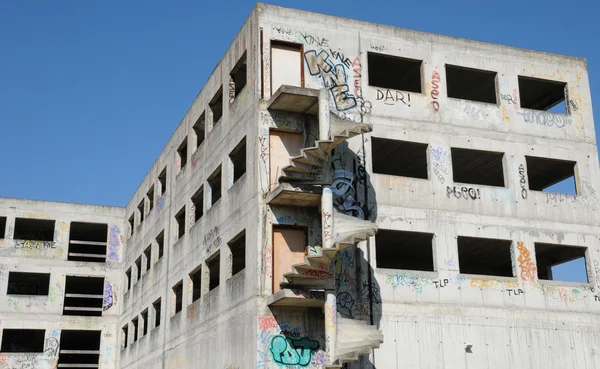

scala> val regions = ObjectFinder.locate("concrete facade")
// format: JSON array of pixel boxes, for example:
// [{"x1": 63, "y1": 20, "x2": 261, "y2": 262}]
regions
[{"x1": 2, "y1": 3, "x2": 600, "y2": 369}]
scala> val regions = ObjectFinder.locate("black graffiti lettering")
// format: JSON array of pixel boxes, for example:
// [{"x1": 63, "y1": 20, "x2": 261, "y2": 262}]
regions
[{"x1": 305, "y1": 50, "x2": 357, "y2": 111}]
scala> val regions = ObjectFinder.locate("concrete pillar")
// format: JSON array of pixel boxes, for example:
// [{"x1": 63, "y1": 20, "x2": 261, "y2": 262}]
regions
[
  {"x1": 322, "y1": 186, "x2": 333, "y2": 249},
  {"x1": 324, "y1": 289, "x2": 337, "y2": 365},
  {"x1": 319, "y1": 88, "x2": 330, "y2": 141}
]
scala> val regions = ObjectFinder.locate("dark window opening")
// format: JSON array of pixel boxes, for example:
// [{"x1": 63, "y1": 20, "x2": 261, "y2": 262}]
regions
[
  {"x1": 210, "y1": 87, "x2": 224, "y2": 125},
  {"x1": 172, "y1": 282, "x2": 183, "y2": 314},
  {"x1": 58, "y1": 330, "x2": 101, "y2": 367},
  {"x1": 131, "y1": 318, "x2": 138, "y2": 342},
  {"x1": 144, "y1": 245, "x2": 152, "y2": 272},
  {"x1": 208, "y1": 252, "x2": 220, "y2": 290},
  {"x1": 1, "y1": 329, "x2": 45, "y2": 353},
  {"x1": 158, "y1": 167, "x2": 167, "y2": 196},
  {"x1": 125, "y1": 268, "x2": 131, "y2": 291},
  {"x1": 229, "y1": 231, "x2": 246, "y2": 276},
  {"x1": 192, "y1": 187, "x2": 204, "y2": 223},
  {"x1": 230, "y1": 137, "x2": 247, "y2": 183},
  {"x1": 371, "y1": 137, "x2": 428, "y2": 179},
  {"x1": 208, "y1": 166, "x2": 222, "y2": 205},
  {"x1": 193, "y1": 112, "x2": 206, "y2": 150},
  {"x1": 190, "y1": 267, "x2": 202, "y2": 302},
  {"x1": 0, "y1": 217, "x2": 6, "y2": 239},
  {"x1": 446, "y1": 64, "x2": 497, "y2": 104},
  {"x1": 63, "y1": 276, "x2": 104, "y2": 317},
  {"x1": 153, "y1": 298, "x2": 161, "y2": 328},
  {"x1": 451, "y1": 148, "x2": 505, "y2": 187},
  {"x1": 518, "y1": 76, "x2": 567, "y2": 113},
  {"x1": 525, "y1": 156, "x2": 576, "y2": 194},
  {"x1": 535, "y1": 243, "x2": 588, "y2": 282},
  {"x1": 135, "y1": 256, "x2": 142, "y2": 281},
  {"x1": 13, "y1": 218, "x2": 55, "y2": 241},
  {"x1": 141, "y1": 309, "x2": 149, "y2": 337},
  {"x1": 7, "y1": 272, "x2": 50, "y2": 295},
  {"x1": 376, "y1": 230, "x2": 434, "y2": 271},
  {"x1": 156, "y1": 231, "x2": 164, "y2": 260},
  {"x1": 177, "y1": 139, "x2": 188, "y2": 172},
  {"x1": 458, "y1": 236, "x2": 513, "y2": 277},
  {"x1": 368, "y1": 53, "x2": 422, "y2": 93},
  {"x1": 68, "y1": 222, "x2": 108, "y2": 263},
  {"x1": 230, "y1": 52, "x2": 248, "y2": 100},
  {"x1": 147, "y1": 185, "x2": 154, "y2": 212},
  {"x1": 138, "y1": 200, "x2": 145, "y2": 224},
  {"x1": 128, "y1": 214, "x2": 135, "y2": 236},
  {"x1": 175, "y1": 207, "x2": 186, "y2": 240},
  {"x1": 121, "y1": 325, "x2": 128, "y2": 349}
]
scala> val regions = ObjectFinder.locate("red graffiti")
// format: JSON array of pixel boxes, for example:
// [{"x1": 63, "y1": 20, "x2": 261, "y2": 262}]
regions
[
  {"x1": 258, "y1": 315, "x2": 278, "y2": 331},
  {"x1": 352, "y1": 57, "x2": 362, "y2": 98}
]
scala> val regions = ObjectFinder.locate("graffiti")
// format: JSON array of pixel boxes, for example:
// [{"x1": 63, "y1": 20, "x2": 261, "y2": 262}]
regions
[
  {"x1": 505, "y1": 288, "x2": 524, "y2": 296},
  {"x1": 433, "y1": 162, "x2": 449, "y2": 184},
  {"x1": 297, "y1": 32, "x2": 328, "y2": 47},
  {"x1": 431, "y1": 147, "x2": 448, "y2": 164},
  {"x1": 500, "y1": 94, "x2": 516, "y2": 104},
  {"x1": 380, "y1": 176, "x2": 409, "y2": 188},
  {"x1": 518, "y1": 164, "x2": 527, "y2": 199},
  {"x1": 45, "y1": 337, "x2": 59, "y2": 356},
  {"x1": 376, "y1": 89, "x2": 411, "y2": 106},
  {"x1": 48, "y1": 281, "x2": 64, "y2": 303},
  {"x1": 189, "y1": 204, "x2": 196, "y2": 226},
  {"x1": 108, "y1": 225, "x2": 121, "y2": 262},
  {"x1": 337, "y1": 292, "x2": 354, "y2": 316},
  {"x1": 517, "y1": 241, "x2": 537, "y2": 283},
  {"x1": 269, "y1": 335, "x2": 319, "y2": 367},
  {"x1": 203, "y1": 226, "x2": 221, "y2": 253},
  {"x1": 483, "y1": 187, "x2": 517, "y2": 205},
  {"x1": 103, "y1": 281, "x2": 115, "y2": 311},
  {"x1": 432, "y1": 279, "x2": 449, "y2": 288},
  {"x1": 446, "y1": 186, "x2": 481, "y2": 200},
  {"x1": 15, "y1": 240, "x2": 55, "y2": 249},
  {"x1": 444, "y1": 259, "x2": 457, "y2": 268},
  {"x1": 259, "y1": 135, "x2": 268, "y2": 163},
  {"x1": 370, "y1": 45, "x2": 386, "y2": 52},
  {"x1": 305, "y1": 50, "x2": 357, "y2": 111},
  {"x1": 274, "y1": 216, "x2": 296, "y2": 225},
  {"x1": 513, "y1": 88, "x2": 519, "y2": 109},
  {"x1": 569, "y1": 98, "x2": 578, "y2": 111},
  {"x1": 229, "y1": 77, "x2": 236, "y2": 104},
  {"x1": 258, "y1": 315, "x2": 278, "y2": 331},
  {"x1": 430, "y1": 67, "x2": 440, "y2": 111},
  {"x1": 594, "y1": 260, "x2": 600, "y2": 289},
  {"x1": 303, "y1": 269, "x2": 332, "y2": 278},
  {"x1": 386, "y1": 272, "x2": 433, "y2": 293},
  {"x1": 273, "y1": 26, "x2": 293, "y2": 36},
  {"x1": 331, "y1": 169, "x2": 364, "y2": 219},
  {"x1": 502, "y1": 106, "x2": 510, "y2": 123},
  {"x1": 518, "y1": 110, "x2": 571, "y2": 128}
]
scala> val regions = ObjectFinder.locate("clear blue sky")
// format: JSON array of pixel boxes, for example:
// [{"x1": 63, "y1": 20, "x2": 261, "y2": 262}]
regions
[{"x1": 0, "y1": 1, "x2": 596, "y2": 280}]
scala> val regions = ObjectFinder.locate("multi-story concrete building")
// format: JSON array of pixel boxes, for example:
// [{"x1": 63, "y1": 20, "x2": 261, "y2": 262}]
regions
[{"x1": 2, "y1": 3, "x2": 600, "y2": 369}]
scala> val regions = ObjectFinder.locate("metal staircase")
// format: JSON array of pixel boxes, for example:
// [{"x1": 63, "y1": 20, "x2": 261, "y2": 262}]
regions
[{"x1": 269, "y1": 87, "x2": 383, "y2": 367}]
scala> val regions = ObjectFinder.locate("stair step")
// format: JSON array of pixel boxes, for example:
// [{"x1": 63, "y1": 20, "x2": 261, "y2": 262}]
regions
[
  {"x1": 291, "y1": 265, "x2": 334, "y2": 279},
  {"x1": 302, "y1": 146, "x2": 327, "y2": 161}
]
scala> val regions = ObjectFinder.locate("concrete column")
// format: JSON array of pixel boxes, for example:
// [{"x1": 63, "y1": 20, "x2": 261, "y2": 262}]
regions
[
  {"x1": 324, "y1": 289, "x2": 337, "y2": 365},
  {"x1": 322, "y1": 186, "x2": 333, "y2": 249},
  {"x1": 319, "y1": 88, "x2": 330, "y2": 141}
]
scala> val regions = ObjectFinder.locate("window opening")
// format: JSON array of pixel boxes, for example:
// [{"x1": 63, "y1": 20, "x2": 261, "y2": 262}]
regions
[
  {"x1": 375, "y1": 230, "x2": 434, "y2": 271},
  {"x1": 177, "y1": 139, "x2": 188, "y2": 172},
  {"x1": 175, "y1": 207, "x2": 186, "y2": 240},
  {"x1": 192, "y1": 187, "x2": 204, "y2": 223},
  {"x1": 208, "y1": 252, "x2": 220, "y2": 290},
  {"x1": 368, "y1": 53, "x2": 422, "y2": 93},
  {"x1": 172, "y1": 281, "x2": 183, "y2": 314},
  {"x1": 58, "y1": 330, "x2": 101, "y2": 368},
  {"x1": 372, "y1": 137, "x2": 428, "y2": 178},
  {"x1": 147, "y1": 185, "x2": 154, "y2": 212},
  {"x1": 451, "y1": 147, "x2": 505, "y2": 187},
  {"x1": 525, "y1": 156, "x2": 576, "y2": 194},
  {"x1": 193, "y1": 112, "x2": 206, "y2": 150},
  {"x1": 7, "y1": 272, "x2": 50, "y2": 295},
  {"x1": 1, "y1": 329, "x2": 45, "y2": 353},
  {"x1": 190, "y1": 267, "x2": 202, "y2": 302},
  {"x1": 208, "y1": 166, "x2": 222, "y2": 205},
  {"x1": 62, "y1": 276, "x2": 104, "y2": 317},
  {"x1": 156, "y1": 231, "x2": 164, "y2": 260},
  {"x1": 229, "y1": 137, "x2": 247, "y2": 184},
  {"x1": 229, "y1": 231, "x2": 246, "y2": 276},
  {"x1": 535, "y1": 243, "x2": 588, "y2": 283},
  {"x1": 158, "y1": 167, "x2": 167, "y2": 196},
  {"x1": 518, "y1": 76, "x2": 567, "y2": 113},
  {"x1": 458, "y1": 236, "x2": 513, "y2": 277},
  {"x1": 68, "y1": 222, "x2": 108, "y2": 262},
  {"x1": 446, "y1": 64, "x2": 497, "y2": 104},
  {"x1": 153, "y1": 298, "x2": 161, "y2": 328},
  {"x1": 230, "y1": 52, "x2": 247, "y2": 101},
  {"x1": 209, "y1": 87, "x2": 224, "y2": 125},
  {"x1": 144, "y1": 245, "x2": 152, "y2": 272},
  {"x1": 13, "y1": 218, "x2": 55, "y2": 241}
]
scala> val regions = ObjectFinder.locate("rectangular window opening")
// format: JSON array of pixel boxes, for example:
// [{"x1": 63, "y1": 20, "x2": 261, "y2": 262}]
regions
[
  {"x1": 371, "y1": 137, "x2": 428, "y2": 179},
  {"x1": 0, "y1": 217, "x2": 6, "y2": 239},
  {"x1": 144, "y1": 245, "x2": 152, "y2": 272},
  {"x1": 156, "y1": 231, "x2": 164, "y2": 260},
  {"x1": 229, "y1": 231, "x2": 246, "y2": 276},
  {"x1": 446, "y1": 64, "x2": 497, "y2": 104},
  {"x1": 230, "y1": 52, "x2": 247, "y2": 101},
  {"x1": 121, "y1": 325, "x2": 128, "y2": 349},
  {"x1": 209, "y1": 87, "x2": 224, "y2": 125},
  {"x1": 208, "y1": 252, "x2": 220, "y2": 290},
  {"x1": 147, "y1": 185, "x2": 154, "y2": 212},
  {"x1": 68, "y1": 222, "x2": 108, "y2": 263},
  {"x1": 158, "y1": 167, "x2": 167, "y2": 196},
  {"x1": 63, "y1": 276, "x2": 104, "y2": 317},
  {"x1": 58, "y1": 330, "x2": 101, "y2": 366},
  {"x1": 518, "y1": 76, "x2": 567, "y2": 113},
  {"x1": 451, "y1": 147, "x2": 505, "y2": 187},
  {"x1": 135, "y1": 256, "x2": 142, "y2": 282},
  {"x1": 172, "y1": 281, "x2": 183, "y2": 314},
  {"x1": 1, "y1": 329, "x2": 45, "y2": 353},
  {"x1": 458, "y1": 236, "x2": 513, "y2": 277},
  {"x1": 375, "y1": 229, "x2": 434, "y2": 271},
  {"x1": 175, "y1": 207, "x2": 186, "y2": 240},
  {"x1": 125, "y1": 268, "x2": 132, "y2": 292},
  {"x1": 153, "y1": 298, "x2": 162, "y2": 328},
  {"x1": 368, "y1": 52, "x2": 422, "y2": 93},
  {"x1": 177, "y1": 139, "x2": 188, "y2": 172},
  {"x1": 13, "y1": 218, "x2": 55, "y2": 241},
  {"x1": 7, "y1": 272, "x2": 50, "y2": 295},
  {"x1": 271, "y1": 41, "x2": 303, "y2": 93},
  {"x1": 138, "y1": 200, "x2": 145, "y2": 224},
  {"x1": 535, "y1": 243, "x2": 588, "y2": 283},
  {"x1": 190, "y1": 267, "x2": 202, "y2": 302},
  {"x1": 128, "y1": 214, "x2": 135, "y2": 236},
  {"x1": 229, "y1": 137, "x2": 247, "y2": 183},
  {"x1": 192, "y1": 187, "x2": 204, "y2": 223},
  {"x1": 141, "y1": 309, "x2": 149, "y2": 337},
  {"x1": 525, "y1": 156, "x2": 576, "y2": 194},
  {"x1": 208, "y1": 166, "x2": 222, "y2": 205},
  {"x1": 193, "y1": 112, "x2": 206, "y2": 150},
  {"x1": 131, "y1": 318, "x2": 139, "y2": 342}
]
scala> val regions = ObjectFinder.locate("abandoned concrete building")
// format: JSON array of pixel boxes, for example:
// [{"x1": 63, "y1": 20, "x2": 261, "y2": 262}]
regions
[{"x1": 1, "y1": 3, "x2": 600, "y2": 369}]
